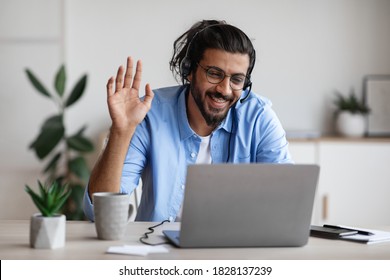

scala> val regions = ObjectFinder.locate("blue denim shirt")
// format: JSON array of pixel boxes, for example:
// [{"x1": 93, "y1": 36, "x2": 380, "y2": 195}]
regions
[{"x1": 83, "y1": 85, "x2": 292, "y2": 221}]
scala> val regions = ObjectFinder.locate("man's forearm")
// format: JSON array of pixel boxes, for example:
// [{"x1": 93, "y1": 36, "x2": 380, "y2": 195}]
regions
[{"x1": 88, "y1": 126, "x2": 136, "y2": 197}]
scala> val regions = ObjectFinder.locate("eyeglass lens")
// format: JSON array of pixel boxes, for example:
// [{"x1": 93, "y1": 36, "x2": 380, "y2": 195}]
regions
[{"x1": 198, "y1": 64, "x2": 247, "y2": 90}]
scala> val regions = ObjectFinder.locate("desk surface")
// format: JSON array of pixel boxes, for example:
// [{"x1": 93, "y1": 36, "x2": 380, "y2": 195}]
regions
[{"x1": 1, "y1": 220, "x2": 390, "y2": 260}]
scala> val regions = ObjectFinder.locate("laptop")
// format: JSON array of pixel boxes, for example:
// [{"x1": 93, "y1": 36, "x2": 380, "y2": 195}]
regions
[{"x1": 163, "y1": 163, "x2": 320, "y2": 248}]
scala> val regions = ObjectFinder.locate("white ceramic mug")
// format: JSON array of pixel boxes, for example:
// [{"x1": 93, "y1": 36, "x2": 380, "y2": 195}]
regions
[{"x1": 93, "y1": 192, "x2": 133, "y2": 240}]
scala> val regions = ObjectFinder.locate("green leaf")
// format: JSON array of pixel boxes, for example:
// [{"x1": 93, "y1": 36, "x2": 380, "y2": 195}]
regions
[
  {"x1": 25, "y1": 69, "x2": 51, "y2": 98},
  {"x1": 54, "y1": 65, "x2": 66, "y2": 97},
  {"x1": 47, "y1": 191, "x2": 55, "y2": 210},
  {"x1": 67, "y1": 134, "x2": 94, "y2": 152},
  {"x1": 25, "y1": 184, "x2": 42, "y2": 205},
  {"x1": 68, "y1": 157, "x2": 90, "y2": 182},
  {"x1": 47, "y1": 181, "x2": 60, "y2": 212},
  {"x1": 51, "y1": 187, "x2": 72, "y2": 214},
  {"x1": 25, "y1": 184, "x2": 49, "y2": 216},
  {"x1": 75, "y1": 125, "x2": 87, "y2": 136},
  {"x1": 29, "y1": 115, "x2": 65, "y2": 159},
  {"x1": 65, "y1": 75, "x2": 87, "y2": 108},
  {"x1": 43, "y1": 152, "x2": 62, "y2": 174},
  {"x1": 37, "y1": 180, "x2": 46, "y2": 199},
  {"x1": 69, "y1": 184, "x2": 85, "y2": 206}
]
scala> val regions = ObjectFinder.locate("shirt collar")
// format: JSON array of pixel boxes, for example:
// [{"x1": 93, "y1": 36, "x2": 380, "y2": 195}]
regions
[{"x1": 177, "y1": 86, "x2": 234, "y2": 140}]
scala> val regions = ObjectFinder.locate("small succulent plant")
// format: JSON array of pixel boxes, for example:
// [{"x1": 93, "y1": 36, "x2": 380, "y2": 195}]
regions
[
  {"x1": 25, "y1": 180, "x2": 72, "y2": 217},
  {"x1": 334, "y1": 90, "x2": 370, "y2": 114}
]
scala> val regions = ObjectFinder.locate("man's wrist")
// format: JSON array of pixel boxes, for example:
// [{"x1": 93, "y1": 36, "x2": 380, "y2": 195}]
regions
[{"x1": 110, "y1": 124, "x2": 136, "y2": 139}]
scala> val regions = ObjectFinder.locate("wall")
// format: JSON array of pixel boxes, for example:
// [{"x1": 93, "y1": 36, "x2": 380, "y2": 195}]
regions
[
  {"x1": 65, "y1": 0, "x2": 390, "y2": 136},
  {"x1": 0, "y1": 0, "x2": 64, "y2": 218},
  {"x1": 1, "y1": 0, "x2": 390, "y2": 218}
]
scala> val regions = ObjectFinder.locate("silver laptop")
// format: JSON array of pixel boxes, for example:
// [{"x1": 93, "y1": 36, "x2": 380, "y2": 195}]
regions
[{"x1": 163, "y1": 163, "x2": 320, "y2": 248}]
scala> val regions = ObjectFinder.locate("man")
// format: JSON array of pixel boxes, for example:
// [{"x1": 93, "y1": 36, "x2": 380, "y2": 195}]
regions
[{"x1": 83, "y1": 19, "x2": 292, "y2": 222}]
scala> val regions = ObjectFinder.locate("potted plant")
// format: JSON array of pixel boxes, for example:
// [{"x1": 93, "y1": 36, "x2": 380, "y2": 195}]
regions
[
  {"x1": 333, "y1": 89, "x2": 370, "y2": 137},
  {"x1": 25, "y1": 180, "x2": 71, "y2": 249},
  {"x1": 25, "y1": 65, "x2": 94, "y2": 220}
]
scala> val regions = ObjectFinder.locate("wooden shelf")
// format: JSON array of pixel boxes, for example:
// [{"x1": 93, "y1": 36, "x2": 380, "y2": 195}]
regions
[{"x1": 288, "y1": 136, "x2": 390, "y2": 143}]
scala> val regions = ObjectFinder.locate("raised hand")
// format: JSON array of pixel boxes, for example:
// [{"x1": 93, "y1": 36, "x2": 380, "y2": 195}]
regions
[{"x1": 106, "y1": 56, "x2": 154, "y2": 132}]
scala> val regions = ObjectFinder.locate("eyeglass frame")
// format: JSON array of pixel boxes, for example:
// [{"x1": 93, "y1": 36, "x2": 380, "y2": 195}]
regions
[{"x1": 197, "y1": 63, "x2": 250, "y2": 91}]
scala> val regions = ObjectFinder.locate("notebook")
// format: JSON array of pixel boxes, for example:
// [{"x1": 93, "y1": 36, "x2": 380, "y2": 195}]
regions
[{"x1": 163, "y1": 163, "x2": 320, "y2": 248}]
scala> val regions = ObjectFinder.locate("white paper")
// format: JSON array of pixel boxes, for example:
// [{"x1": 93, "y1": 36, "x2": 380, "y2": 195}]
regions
[
  {"x1": 339, "y1": 226, "x2": 390, "y2": 244},
  {"x1": 107, "y1": 245, "x2": 169, "y2": 256}
]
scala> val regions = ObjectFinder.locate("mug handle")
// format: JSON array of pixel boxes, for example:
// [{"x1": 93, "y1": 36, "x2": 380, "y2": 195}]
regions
[{"x1": 127, "y1": 204, "x2": 134, "y2": 223}]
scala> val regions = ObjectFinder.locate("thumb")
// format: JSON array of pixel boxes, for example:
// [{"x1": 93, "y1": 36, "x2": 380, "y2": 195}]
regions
[{"x1": 143, "y1": 84, "x2": 154, "y2": 109}]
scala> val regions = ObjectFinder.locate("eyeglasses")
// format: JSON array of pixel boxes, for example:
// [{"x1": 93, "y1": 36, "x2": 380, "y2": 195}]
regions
[{"x1": 197, "y1": 63, "x2": 249, "y2": 91}]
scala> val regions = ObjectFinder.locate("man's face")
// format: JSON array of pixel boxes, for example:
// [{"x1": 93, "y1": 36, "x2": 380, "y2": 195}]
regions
[{"x1": 187, "y1": 48, "x2": 250, "y2": 128}]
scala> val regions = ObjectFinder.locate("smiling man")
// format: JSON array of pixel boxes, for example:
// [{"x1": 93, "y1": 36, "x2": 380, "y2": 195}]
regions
[{"x1": 83, "y1": 20, "x2": 293, "y2": 222}]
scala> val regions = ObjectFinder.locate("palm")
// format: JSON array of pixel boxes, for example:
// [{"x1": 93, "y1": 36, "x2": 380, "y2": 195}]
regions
[{"x1": 106, "y1": 57, "x2": 154, "y2": 130}]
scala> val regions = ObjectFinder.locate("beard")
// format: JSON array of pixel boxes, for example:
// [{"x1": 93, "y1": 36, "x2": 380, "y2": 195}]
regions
[{"x1": 189, "y1": 80, "x2": 236, "y2": 128}]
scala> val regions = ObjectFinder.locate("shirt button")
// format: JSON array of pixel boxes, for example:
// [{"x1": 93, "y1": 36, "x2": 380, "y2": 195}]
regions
[
  {"x1": 169, "y1": 216, "x2": 174, "y2": 222},
  {"x1": 181, "y1": 184, "x2": 185, "y2": 190},
  {"x1": 190, "y1": 152, "x2": 196, "y2": 158}
]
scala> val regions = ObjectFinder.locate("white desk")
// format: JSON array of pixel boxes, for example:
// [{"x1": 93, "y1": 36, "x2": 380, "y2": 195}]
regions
[{"x1": 1, "y1": 220, "x2": 390, "y2": 260}]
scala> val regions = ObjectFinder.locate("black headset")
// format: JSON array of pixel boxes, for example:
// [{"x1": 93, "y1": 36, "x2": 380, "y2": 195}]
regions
[{"x1": 179, "y1": 24, "x2": 255, "y2": 103}]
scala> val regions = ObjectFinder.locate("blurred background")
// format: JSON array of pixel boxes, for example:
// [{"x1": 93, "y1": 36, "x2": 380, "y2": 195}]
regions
[{"x1": 1, "y1": 0, "x2": 390, "y2": 219}]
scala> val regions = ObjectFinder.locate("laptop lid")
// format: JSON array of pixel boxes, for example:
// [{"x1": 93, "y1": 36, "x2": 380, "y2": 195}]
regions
[{"x1": 164, "y1": 163, "x2": 319, "y2": 248}]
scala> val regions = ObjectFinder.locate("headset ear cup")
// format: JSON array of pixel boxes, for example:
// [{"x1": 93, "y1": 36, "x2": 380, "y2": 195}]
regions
[{"x1": 180, "y1": 57, "x2": 192, "y2": 80}]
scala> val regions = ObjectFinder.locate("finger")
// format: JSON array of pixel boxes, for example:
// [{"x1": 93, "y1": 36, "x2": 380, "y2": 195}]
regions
[
  {"x1": 123, "y1": 56, "x2": 133, "y2": 88},
  {"x1": 106, "y1": 76, "x2": 115, "y2": 97},
  {"x1": 131, "y1": 60, "x2": 143, "y2": 91},
  {"x1": 143, "y1": 83, "x2": 154, "y2": 108},
  {"x1": 115, "y1": 65, "x2": 124, "y2": 92}
]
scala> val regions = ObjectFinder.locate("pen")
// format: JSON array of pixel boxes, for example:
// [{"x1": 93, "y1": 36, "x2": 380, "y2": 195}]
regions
[{"x1": 323, "y1": 224, "x2": 374, "y2": 236}]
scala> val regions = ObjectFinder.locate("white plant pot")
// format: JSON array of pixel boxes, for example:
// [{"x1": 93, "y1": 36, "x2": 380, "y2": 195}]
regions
[
  {"x1": 336, "y1": 111, "x2": 366, "y2": 137},
  {"x1": 30, "y1": 213, "x2": 66, "y2": 249}
]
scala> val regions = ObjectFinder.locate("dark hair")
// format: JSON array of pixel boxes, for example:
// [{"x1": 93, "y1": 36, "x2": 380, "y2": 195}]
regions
[{"x1": 169, "y1": 20, "x2": 256, "y2": 85}]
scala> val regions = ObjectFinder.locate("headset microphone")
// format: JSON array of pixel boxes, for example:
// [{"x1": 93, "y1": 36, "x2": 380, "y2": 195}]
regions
[{"x1": 240, "y1": 82, "x2": 252, "y2": 103}]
